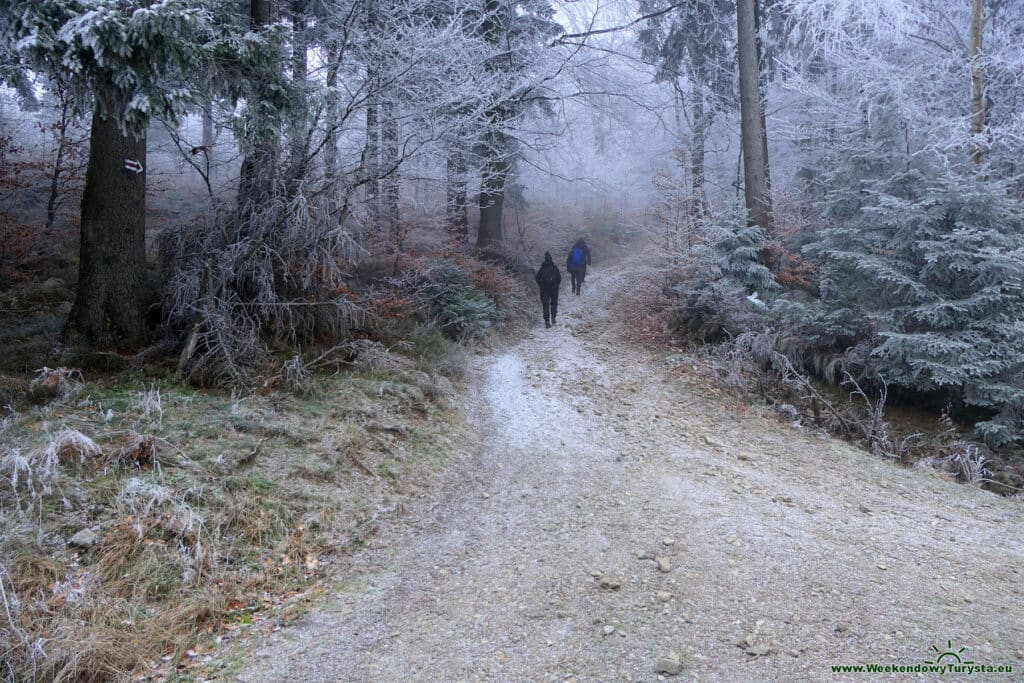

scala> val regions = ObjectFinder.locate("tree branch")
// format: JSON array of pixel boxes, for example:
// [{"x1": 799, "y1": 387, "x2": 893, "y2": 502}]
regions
[{"x1": 550, "y1": 2, "x2": 689, "y2": 46}]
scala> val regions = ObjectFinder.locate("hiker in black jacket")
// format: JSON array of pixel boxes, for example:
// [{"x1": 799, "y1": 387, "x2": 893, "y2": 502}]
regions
[
  {"x1": 565, "y1": 238, "x2": 591, "y2": 295},
  {"x1": 535, "y1": 252, "x2": 561, "y2": 328}
]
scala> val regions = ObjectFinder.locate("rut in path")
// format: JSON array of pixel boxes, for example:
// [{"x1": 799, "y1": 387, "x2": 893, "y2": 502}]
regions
[{"x1": 237, "y1": 257, "x2": 1024, "y2": 682}]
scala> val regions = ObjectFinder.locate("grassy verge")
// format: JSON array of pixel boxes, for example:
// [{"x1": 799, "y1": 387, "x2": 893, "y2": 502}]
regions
[
  {"x1": 0, "y1": 346, "x2": 470, "y2": 681},
  {"x1": 0, "y1": 246, "x2": 539, "y2": 681}
]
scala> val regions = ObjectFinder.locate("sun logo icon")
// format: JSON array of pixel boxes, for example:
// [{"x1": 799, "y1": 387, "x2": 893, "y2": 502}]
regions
[{"x1": 925, "y1": 640, "x2": 974, "y2": 665}]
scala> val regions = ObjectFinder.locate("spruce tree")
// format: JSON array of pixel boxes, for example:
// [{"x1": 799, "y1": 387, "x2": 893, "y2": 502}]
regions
[{"x1": 786, "y1": 108, "x2": 1024, "y2": 444}]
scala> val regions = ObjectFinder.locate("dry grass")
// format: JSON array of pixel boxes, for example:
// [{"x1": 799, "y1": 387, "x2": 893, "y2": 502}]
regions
[
  {"x1": 0, "y1": 343, "x2": 468, "y2": 681},
  {"x1": 46, "y1": 428, "x2": 102, "y2": 468},
  {"x1": 26, "y1": 367, "x2": 82, "y2": 405},
  {"x1": 0, "y1": 242, "x2": 526, "y2": 680}
]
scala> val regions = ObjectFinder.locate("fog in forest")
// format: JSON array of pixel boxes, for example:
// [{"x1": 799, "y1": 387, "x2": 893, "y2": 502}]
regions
[{"x1": 3, "y1": 1, "x2": 1024, "y2": 679}]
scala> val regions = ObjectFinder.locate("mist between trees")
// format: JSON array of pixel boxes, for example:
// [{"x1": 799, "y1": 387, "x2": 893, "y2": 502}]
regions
[
  {"x1": 2, "y1": 0, "x2": 1024, "y2": 679},
  {"x1": 3, "y1": 1, "x2": 1024, "y2": 459}
]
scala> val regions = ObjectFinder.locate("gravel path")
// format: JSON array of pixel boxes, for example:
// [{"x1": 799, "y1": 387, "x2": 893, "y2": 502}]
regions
[{"x1": 237, "y1": 257, "x2": 1024, "y2": 682}]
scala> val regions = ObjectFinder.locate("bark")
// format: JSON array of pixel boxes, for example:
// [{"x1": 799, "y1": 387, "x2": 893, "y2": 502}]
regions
[
  {"x1": 476, "y1": 129, "x2": 508, "y2": 250},
  {"x1": 237, "y1": 0, "x2": 278, "y2": 219},
  {"x1": 381, "y1": 98, "x2": 400, "y2": 234},
  {"x1": 291, "y1": 0, "x2": 308, "y2": 82},
  {"x1": 324, "y1": 98, "x2": 339, "y2": 180},
  {"x1": 686, "y1": 66, "x2": 709, "y2": 218},
  {"x1": 690, "y1": 89, "x2": 708, "y2": 216},
  {"x1": 736, "y1": 0, "x2": 773, "y2": 231},
  {"x1": 200, "y1": 95, "x2": 214, "y2": 188},
  {"x1": 66, "y1": 84, "x2": 147, "y2": 349},
  {"x1": 44, "y1": 95, "x2": 72, "y2": 236},
  {"x1": 202, "y1": 98, "x2": 214, "y2": 150},
  {"x1": 284, "y1": 0, "x2": 312, "y2": 192},
  {"x1": 475, "y1": 0, "x2": 510, "y2": 250},
  {"x1": 201, "y1": 99, "x2": 214, "y2": 151},
  {"x1": 323, "y1": 40, "x2": 343, "y2": 181},
  {"x1": 250, "y1": 0, "x2": 272, "y2": 26},
  {"x1": 364, "y1": 96, "x2": 381, "y2": 226},
  {"x1": 446, "y1": 144, "x2": 468, "y2": 242},
  {"x1": 968, "y1": 0, "x2": 987, "y2": 164},
  {"x1": 363, "y1": 0, "x2": 381, "y2": 227}
]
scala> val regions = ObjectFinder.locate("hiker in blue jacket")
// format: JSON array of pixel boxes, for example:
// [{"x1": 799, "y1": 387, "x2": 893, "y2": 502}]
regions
[
  {"x1": 565, "y1": 238, "x2": 591, "y2": 295},
  {"x1": 535, "y1": 252, "x2": 561, "y2": 328}
]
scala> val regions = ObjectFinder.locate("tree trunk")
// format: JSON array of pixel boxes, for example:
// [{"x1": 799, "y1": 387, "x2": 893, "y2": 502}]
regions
[
  {"x1": 291, "y1": 0, "x2": 308, "y2": 82},
  {"x1": 284, "y1": 0, "x2": 313, "y2": 192},
  {"x1": 446, "y1": 143, "x2": 468, "y2": 242},
  {"x1": 968, "y1": 0, "x2": 987, "y2": 164},
  {"x1": 323, "y1": 41, "x2": 343, "y2": 182},
  {"x1": 237, "y1": 0, "x2": 277, "y2": 219},
  {"x1": 45, "y1": 94, "x2": 72, "y2": 236},
  {"x1": 324, "y1": 99, "x2": 339, "y2": 180},
  {"x1": 476, "y1": 129, "x2": 507, "y2": 250},
  {"x1": 200, "y1": 94, "x2": 214, "y2": 189},
  {"x1": 364, "y1": 98, "x2": 381, "y2": 226},
  {"x1": 736, "y1": 0, "x2": 773, "y2": 231},
  {"x1": 476, "y1": 0, "x2": 510, "y2": 251},
  {"x1": 381, "y1": 98, "x2": 400, "y2": 234},
  {"x1": 689, "y1": 79, "x2": 709, "y2": 217},
  {"x1": 250, "y1": 0, "x2": 272, "y2": 26},
  {"x1": 202, "y1": 98, "x2": 214, "y2": 150},
  {"x1": 66, "y1": 85, "x2": 147, "y2": 349},
  {"x1": 363, "y1": 0, "x2": 381, "y2": 227}
]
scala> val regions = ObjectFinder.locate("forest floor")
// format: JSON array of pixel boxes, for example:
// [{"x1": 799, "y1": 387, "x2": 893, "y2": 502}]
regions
[{"x1": 229, "y1": 254, "x2": 1024, "y2": 682}]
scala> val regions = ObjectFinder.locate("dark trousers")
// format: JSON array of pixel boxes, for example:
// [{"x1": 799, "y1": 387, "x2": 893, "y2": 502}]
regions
[
  {"x1": 569, "y1": 267, "x2": 586, "y2": 293},
  {"x1": 541, "y1": 288, "x2": 559, "y2": 323}
]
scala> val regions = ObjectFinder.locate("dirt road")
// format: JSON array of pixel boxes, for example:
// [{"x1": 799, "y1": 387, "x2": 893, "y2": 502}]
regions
[{"x1": 237, "y1": 258, "x2": 1024, "y2": 682}]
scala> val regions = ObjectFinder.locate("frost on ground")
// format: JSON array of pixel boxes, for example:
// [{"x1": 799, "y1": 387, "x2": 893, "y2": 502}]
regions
[{"x1": 236, "y1": 258, "x2": 1024, "y2": 682}]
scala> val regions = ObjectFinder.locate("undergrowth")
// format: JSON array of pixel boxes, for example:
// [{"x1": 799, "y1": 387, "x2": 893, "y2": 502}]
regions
[
  {"x1": 0, "y1": 213, "x2": 538, "y2": 680},
  {"x1": 634, "y1": 269, "x2": 1024, "y2": 497}
]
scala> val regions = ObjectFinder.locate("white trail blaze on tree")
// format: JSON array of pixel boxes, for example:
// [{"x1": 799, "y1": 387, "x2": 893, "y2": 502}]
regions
[{"x1": 70, "y1": 82, "x2": 148, "y2": 348}]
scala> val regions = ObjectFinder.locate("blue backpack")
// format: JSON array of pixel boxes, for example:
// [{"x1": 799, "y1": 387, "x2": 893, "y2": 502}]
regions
[{"x1": 570, "y1": 246, "x2": 584, "y2": 267}]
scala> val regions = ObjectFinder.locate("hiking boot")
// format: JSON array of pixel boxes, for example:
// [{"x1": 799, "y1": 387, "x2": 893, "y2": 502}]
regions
[{"x1": 545, "y1": 321, "x2": 551, "y2": 328}]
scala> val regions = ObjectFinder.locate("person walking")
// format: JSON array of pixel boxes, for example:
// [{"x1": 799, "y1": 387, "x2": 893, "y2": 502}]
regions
[
  {"x1": 535, "y1": 252, "x2": 561, "y2": 328},
  {"x1": 565, "y1": 238, "x2": 591, "y2": 295}
]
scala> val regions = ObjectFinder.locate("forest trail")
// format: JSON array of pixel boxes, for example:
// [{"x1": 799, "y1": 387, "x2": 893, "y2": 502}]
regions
[{"x1": 236, "y1": 255, "x2": 1024, "y2": 682}]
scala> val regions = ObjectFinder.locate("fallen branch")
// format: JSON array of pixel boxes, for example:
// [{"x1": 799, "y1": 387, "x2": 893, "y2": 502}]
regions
[
  {"x1": 238, "y1": 438, "x2": 265, "y2": 468},
  {"x1": 769, "y1": 350, "x2": 851, "y2": 433},
  {"x1": 346, "y1": 452, "x2": 375, "y2": 477}
]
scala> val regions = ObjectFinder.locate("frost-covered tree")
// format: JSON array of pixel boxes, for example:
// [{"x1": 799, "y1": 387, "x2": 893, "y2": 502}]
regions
[
  {"x1": 474, "y1": 0, "x2": 562, "y2": 250},
  {"x1": 636, "y1": 0, "x2": 734, "y2": 216},
  {"x1": 779, "y1": 109, "x2": 1024, "y2": 444},
  {"x1": 6, "y1": 0, "x2": 242, "y2": 348},
  {"x1": 778, "y1": 0, "x2": 1024, "y2": 183}
]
